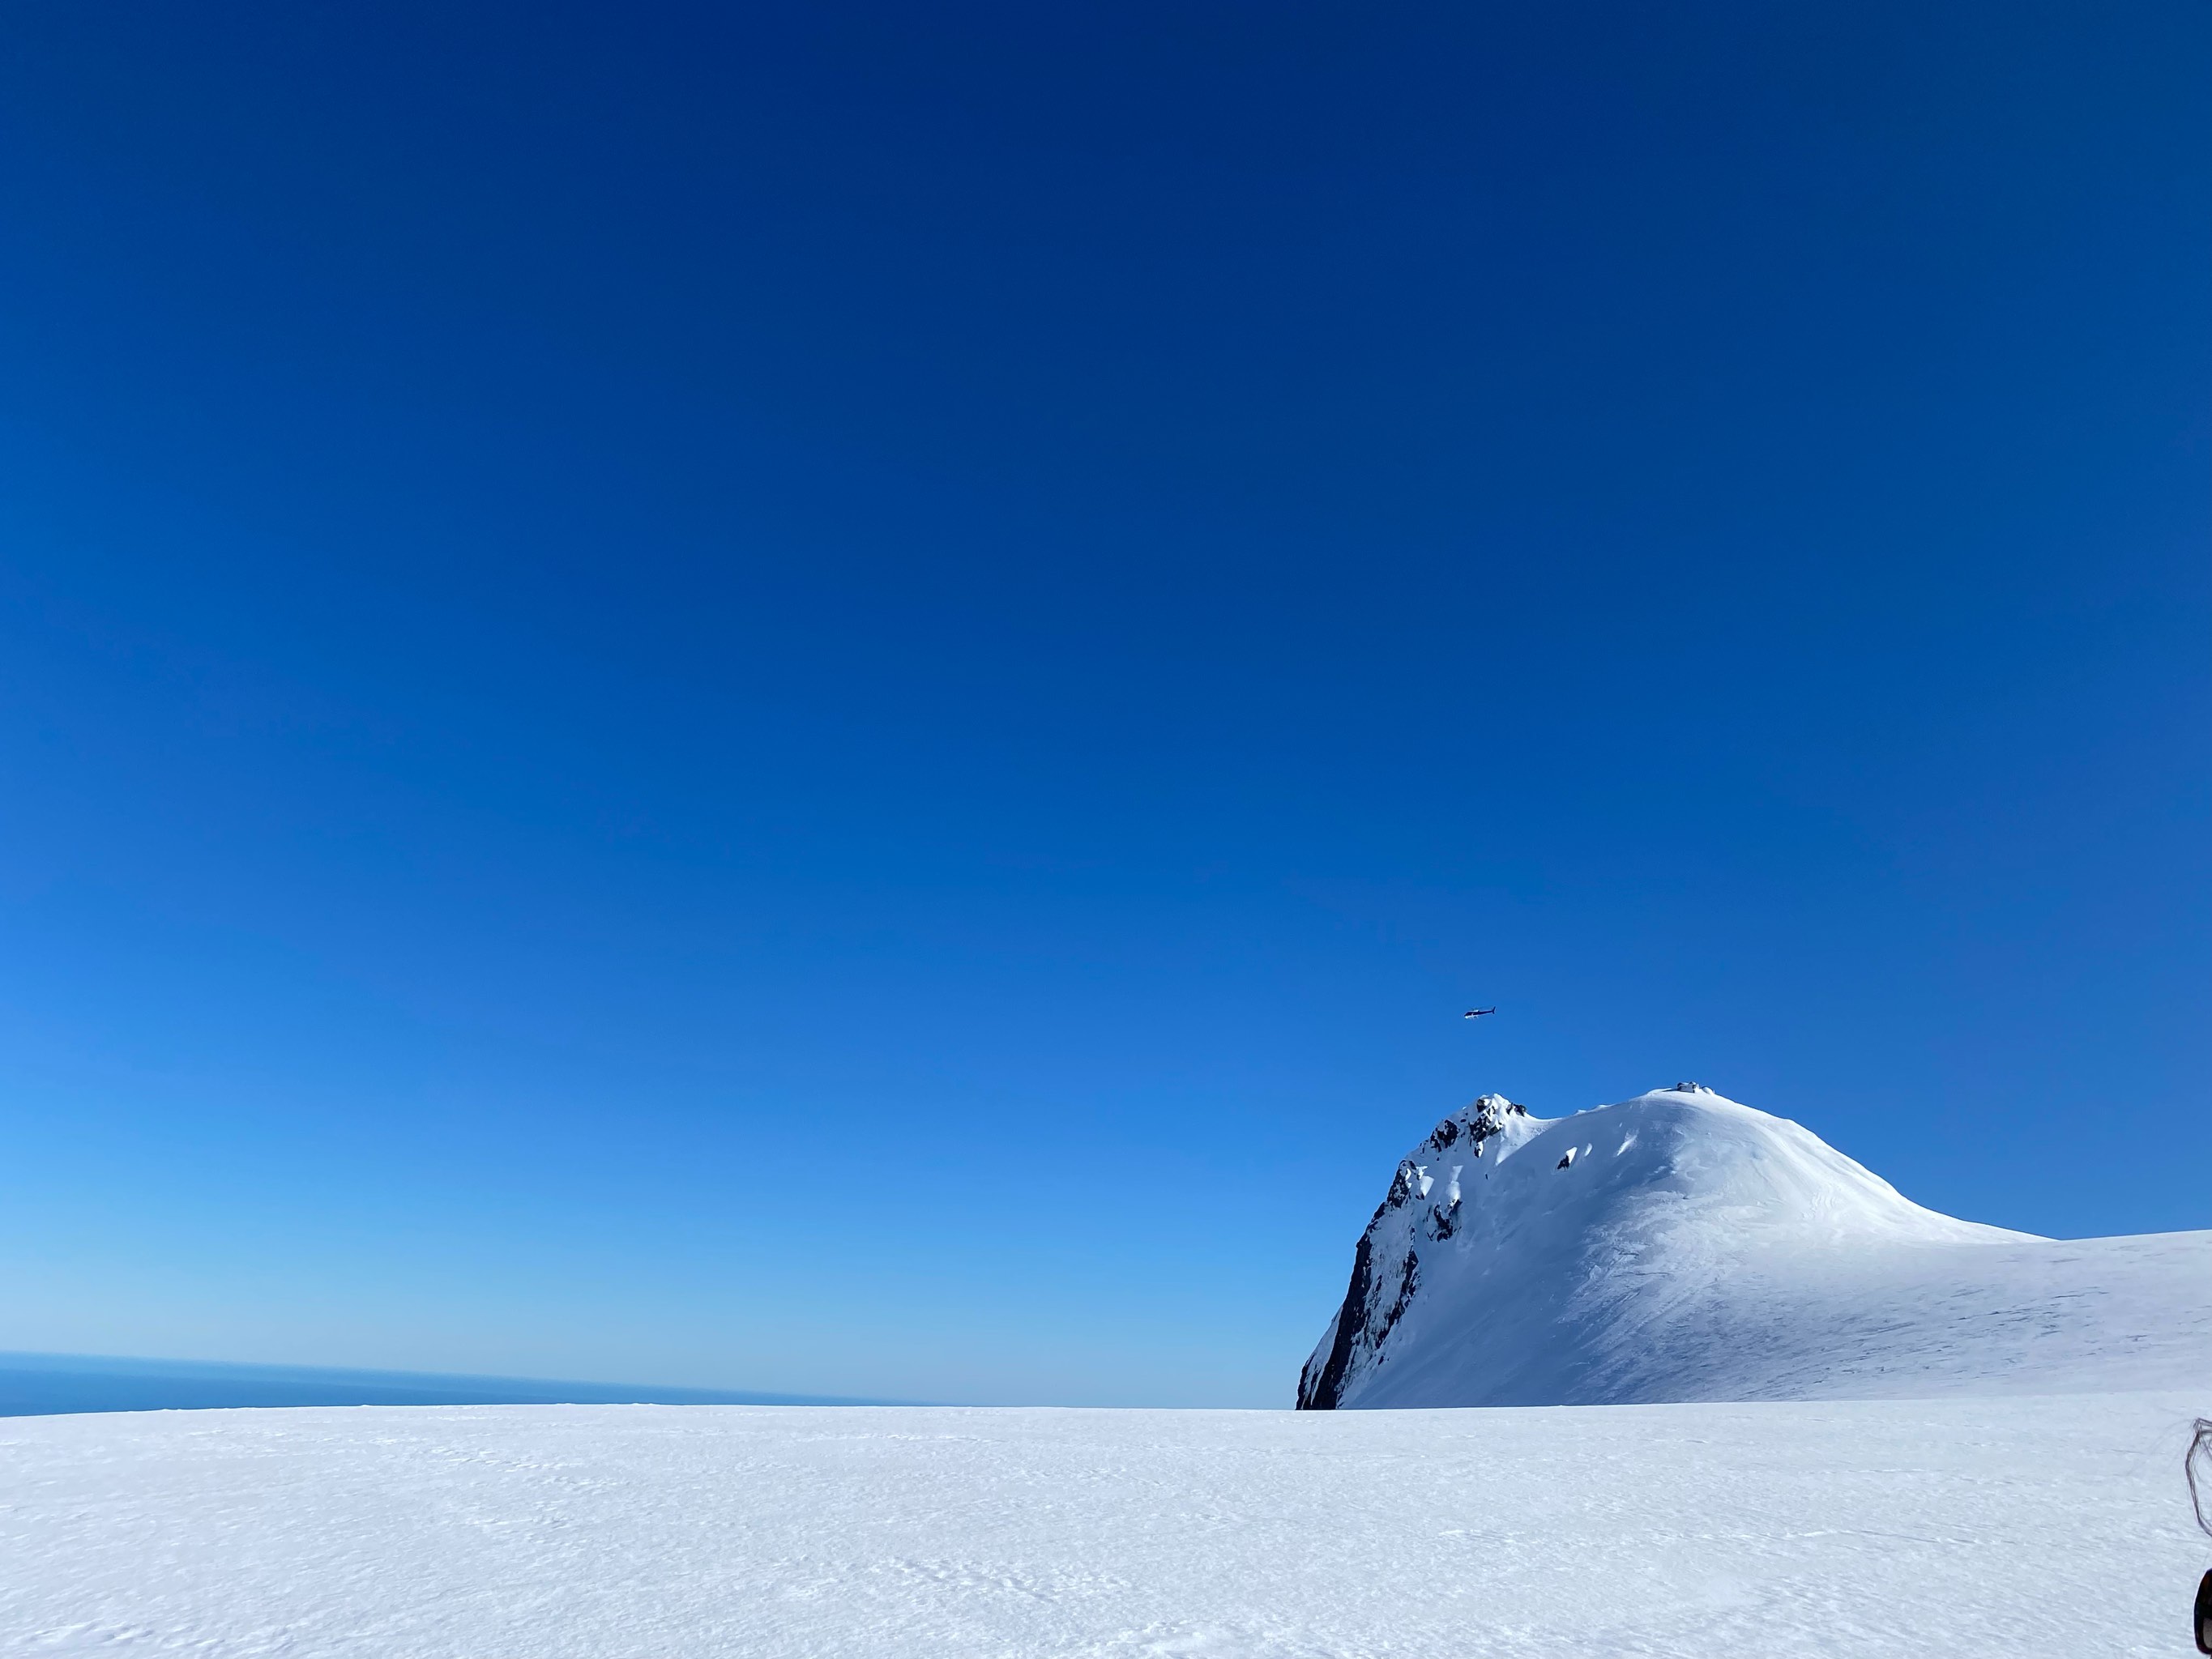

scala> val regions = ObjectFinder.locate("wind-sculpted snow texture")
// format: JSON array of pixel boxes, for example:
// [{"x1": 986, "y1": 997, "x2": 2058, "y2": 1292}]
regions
[
  {"x1": 6, "y1": 1394, "x2": 2210, "y2": 1657},
  {"x1": 1300, "y1": 1085, "x2": 2212, "y2": 1410}
]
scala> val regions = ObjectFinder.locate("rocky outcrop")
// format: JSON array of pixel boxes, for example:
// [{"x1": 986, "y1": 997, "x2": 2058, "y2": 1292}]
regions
[{"x1": 1296, "y1": 1094, "x2": 1533, "y2": 1410}]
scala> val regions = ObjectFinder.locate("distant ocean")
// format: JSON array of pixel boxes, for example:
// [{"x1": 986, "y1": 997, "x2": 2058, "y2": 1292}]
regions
[{"x1": 0, "y1": 1351, "x2": 891, "y2": 1417}]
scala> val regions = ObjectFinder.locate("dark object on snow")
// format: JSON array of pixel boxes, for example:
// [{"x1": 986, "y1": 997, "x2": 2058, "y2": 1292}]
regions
[
  {"x1": 1556, "y1": 1149, "x2": 1576, "y2": 1170},
  {"x1": 2195, "y1": 1569, "x2": 2212, "y2": 1655}
]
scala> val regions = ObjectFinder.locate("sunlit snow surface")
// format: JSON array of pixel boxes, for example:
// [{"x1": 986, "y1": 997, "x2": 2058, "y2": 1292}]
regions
[{"x1": 7, "y1": 1395, "x2": 2210, "y2": 1657}]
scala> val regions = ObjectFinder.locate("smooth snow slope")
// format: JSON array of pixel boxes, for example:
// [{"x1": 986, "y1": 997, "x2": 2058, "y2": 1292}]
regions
[
  {"x1": 6, "y1": 1396, "x2": 2210, "y2": 1658},
  {"x1": 1300, "y1": 1086, "x2": 2212, "y2": 1410}
]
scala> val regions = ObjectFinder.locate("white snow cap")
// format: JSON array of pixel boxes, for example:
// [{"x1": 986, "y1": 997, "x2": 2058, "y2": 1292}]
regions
[{"x1": 1299, "y1": 1084, "x2": 2212, "y2": 1410}]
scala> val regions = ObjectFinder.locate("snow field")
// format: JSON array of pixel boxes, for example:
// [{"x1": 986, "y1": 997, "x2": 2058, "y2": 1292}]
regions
[{"x1": 5, "y1": 1392, "x2": 2209, "y2": 1657}]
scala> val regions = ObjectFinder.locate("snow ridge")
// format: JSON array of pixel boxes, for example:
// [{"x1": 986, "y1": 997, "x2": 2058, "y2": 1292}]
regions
[{"x1": 1298, "y1": 1085, "x2": 2212, "y2": 1410}]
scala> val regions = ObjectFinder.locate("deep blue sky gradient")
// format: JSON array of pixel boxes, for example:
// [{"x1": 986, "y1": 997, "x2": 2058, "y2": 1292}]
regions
[{"x1": 2, "y1": 2, "x2": 2207, "y2": 1405}]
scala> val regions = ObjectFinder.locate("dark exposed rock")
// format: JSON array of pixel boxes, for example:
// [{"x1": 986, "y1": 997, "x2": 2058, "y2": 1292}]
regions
[
  {"x1": 1300, "y1": 1240, "x2": 1423, "y2": 1410},
  {"x1": 1369, "y1": 1157, "x2": 1425, "y2": 1226},
  {"x1": 1302, "y1": 1092, "x2": 1531, "y2": 1410},
  {"x1": 1298, "y1": 1230, "x2": 1376, "y2": 1410},
  {"x1": 1386, "y1": 1160, "x2": 1419, "y2": 1207},
  {"x1": 1378, "y1": 1250, "x2": 1420, "y2": 1342}
]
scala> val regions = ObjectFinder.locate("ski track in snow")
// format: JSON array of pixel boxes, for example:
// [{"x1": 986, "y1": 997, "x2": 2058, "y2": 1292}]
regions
[{"x1": 6, "y1": 1392, "x2": 2210, "y2": 1657}]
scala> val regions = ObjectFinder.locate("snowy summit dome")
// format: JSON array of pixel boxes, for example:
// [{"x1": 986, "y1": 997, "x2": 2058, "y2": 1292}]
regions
[{"x1": 1297, "y1": 1085, "x2": 2212, "y2": 1410}]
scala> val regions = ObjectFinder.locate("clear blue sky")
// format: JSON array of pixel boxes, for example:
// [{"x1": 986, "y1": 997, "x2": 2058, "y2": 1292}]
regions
[{"x1": 2, "y1": 2, "x2": 2206, "y2": 1408}]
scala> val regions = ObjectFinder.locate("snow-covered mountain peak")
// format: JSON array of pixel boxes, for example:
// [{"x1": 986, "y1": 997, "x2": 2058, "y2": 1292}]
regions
[{"x1": 1299, "y1": 1084, "x2": 2212, "y2": 1410}]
